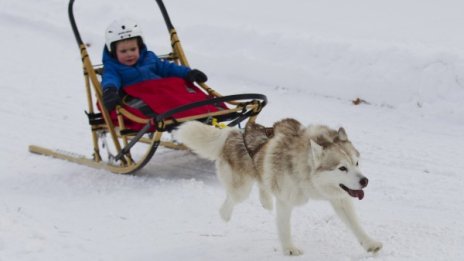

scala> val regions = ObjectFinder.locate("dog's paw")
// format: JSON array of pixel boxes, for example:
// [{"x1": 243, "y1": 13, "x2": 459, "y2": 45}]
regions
[
  {"x1": 283, "y1": 246, "x2": 303, "y2": 256},
  {"x1": 361, "y1": 239, "x2": 383, "y2": 253},
  {"x1": 259, "y1": 192, "x2": 273, "y2": 211},
  {"x1": 261, "y1": 201, "x2": 273, "y2": 211},
  {"x1": 219, "y1": 205, "x2": 232, "y2": 222}
]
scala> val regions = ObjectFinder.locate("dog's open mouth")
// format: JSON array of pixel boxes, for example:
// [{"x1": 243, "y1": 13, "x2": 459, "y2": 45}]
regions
[{"x1": 340, "y1": 184, "x2": 364, "y2": 200}]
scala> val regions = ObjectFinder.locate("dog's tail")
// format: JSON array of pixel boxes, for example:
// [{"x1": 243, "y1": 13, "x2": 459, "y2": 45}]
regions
[{"x1": 174, "y1": 121, "x2": 234, "y2": 161}]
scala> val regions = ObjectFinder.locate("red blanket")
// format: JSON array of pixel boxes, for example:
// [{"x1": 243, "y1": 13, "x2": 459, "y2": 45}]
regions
[{"x1": 108, "y1": 77, "x2": 227, "y2": 131}]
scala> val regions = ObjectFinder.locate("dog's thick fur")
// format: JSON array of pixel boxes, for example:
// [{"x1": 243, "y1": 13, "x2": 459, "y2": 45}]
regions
[{"x1": 174, "y1": 118, "x2": 382, "y2": 255}]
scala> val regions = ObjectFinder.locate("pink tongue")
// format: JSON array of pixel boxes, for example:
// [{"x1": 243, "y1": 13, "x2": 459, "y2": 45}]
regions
[{"x1": 349, "y1": 189, "x2": 364, "y2": 200}]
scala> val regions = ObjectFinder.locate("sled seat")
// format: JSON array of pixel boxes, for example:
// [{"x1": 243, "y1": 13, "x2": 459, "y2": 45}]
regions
[{"x1": 100, "y1": 77, "x2": 246, "y2": 133}]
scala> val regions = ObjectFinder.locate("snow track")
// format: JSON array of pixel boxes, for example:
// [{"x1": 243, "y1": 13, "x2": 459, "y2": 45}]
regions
[{"x1": 1, "y1": 0, "x2": 464, "y2": 260}]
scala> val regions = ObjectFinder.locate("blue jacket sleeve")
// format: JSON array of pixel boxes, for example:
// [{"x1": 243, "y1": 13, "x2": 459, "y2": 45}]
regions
[
  {"x1": 147, "y1": 51, "x2": 191, "y2": 78},
  {"x1": 101, "y1": 64, "x2": 122, "y2": 90}
]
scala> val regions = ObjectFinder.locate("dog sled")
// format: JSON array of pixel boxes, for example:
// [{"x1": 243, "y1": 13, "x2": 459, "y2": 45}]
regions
[{"x1": 28, "y1": 0, "x2": 267, "y2": 174}]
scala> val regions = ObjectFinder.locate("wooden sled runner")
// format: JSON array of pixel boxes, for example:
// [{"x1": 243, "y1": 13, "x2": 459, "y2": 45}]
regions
[{"x1": 29, "y1": 0, "x2": 267, "y2": 174}]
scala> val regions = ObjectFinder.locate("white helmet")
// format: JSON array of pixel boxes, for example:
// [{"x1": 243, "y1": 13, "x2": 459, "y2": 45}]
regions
[{"x1": 105, "y1": 18, "x2": 143, "y2": 52}]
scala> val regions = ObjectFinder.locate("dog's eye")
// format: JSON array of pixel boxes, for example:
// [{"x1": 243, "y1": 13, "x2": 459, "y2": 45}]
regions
[
  {"x1": 356, "y1": 162, "x2": 359, "y2": 166},
  {"x1": 338, "y1": 166, "x2": 348, "y2": 172}
]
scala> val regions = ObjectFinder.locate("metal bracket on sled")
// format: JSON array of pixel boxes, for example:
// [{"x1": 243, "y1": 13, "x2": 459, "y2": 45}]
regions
[{"x1": 113, "y1": 122, "x2": 151, "y2": 161}]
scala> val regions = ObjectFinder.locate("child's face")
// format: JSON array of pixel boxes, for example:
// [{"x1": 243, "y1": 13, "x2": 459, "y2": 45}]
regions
[{"x1": 115, "y1": 39, "x2": 140, "y2": 66}]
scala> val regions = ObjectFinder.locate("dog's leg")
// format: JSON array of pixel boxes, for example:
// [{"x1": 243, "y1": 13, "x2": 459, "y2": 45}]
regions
[
  {"x1": 276, "y1": 199, "x2": 303, "y2": 256},
  {"x1": 259, "y1": 188, "x2": 273, "y2": 210},
  {"x1": 219, "y1": 195, "x2": 234, "y2": 222},
  {"x1": 330, "y1": 199, "x2": 382, "y2": 253},
  {"x1": 218, "y1": 175, "x2": 254, "y2": 222}
]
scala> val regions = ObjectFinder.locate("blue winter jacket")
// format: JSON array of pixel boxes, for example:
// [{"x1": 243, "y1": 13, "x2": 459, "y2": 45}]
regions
[{"x1": 101, "y1": 45, "x2": 191, "y2": 91}]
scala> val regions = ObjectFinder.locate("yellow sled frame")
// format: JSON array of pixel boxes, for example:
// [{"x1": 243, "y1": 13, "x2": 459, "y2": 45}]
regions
[{"x1": 29, "y1": 0, "x2": 267, "y2": 174}]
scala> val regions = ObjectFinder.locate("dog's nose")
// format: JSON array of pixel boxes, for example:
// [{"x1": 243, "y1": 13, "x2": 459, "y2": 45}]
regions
[{"x1": 360, "y1": 177, "x2": 368, "y2": 188}]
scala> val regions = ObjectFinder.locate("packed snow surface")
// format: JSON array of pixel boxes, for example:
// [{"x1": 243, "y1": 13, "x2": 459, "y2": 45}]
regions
[{"x1": 1, "y1": 0, "x2": 464, "y2": 260}]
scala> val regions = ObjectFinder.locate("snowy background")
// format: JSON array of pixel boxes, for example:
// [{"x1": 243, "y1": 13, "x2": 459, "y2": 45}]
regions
[{"x1": 1, "y1": 0, "x2": 464, "y2": 260}]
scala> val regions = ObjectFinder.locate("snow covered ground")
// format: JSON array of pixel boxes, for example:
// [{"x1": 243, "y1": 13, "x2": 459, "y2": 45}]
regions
[{"x1": 1, "y1": 0, "x2": 464, "y2": 260}]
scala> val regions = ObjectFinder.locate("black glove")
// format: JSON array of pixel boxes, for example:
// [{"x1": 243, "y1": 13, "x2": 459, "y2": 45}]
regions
[
  {"x1": 102, "y1": 87, "x2": 121, "y2": 111},
  {"x1": 185, "y1": 69, "x2": 208, "y2": 83}
]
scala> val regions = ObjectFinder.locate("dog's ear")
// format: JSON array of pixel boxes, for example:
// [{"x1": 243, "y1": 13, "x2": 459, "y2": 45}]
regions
[
  {"x1": 338, "y1": 127, "x2": 348, "y2": 141},
  {"x1": 310, "y1": 139, "x2": 323, "y2": 163}
]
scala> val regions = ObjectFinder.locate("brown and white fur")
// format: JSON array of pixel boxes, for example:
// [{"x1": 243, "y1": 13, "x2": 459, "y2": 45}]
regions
[{"x1": 174, "y1": 118, "x2": 382, "y2": 256}]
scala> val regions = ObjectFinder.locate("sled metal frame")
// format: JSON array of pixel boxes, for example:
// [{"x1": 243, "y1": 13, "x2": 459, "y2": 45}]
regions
[{"x1": 28, "y1": 0, "x2": 267, "y2": 174}]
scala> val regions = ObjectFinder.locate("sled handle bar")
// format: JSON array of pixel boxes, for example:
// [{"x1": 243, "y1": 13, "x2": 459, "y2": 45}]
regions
[
  {"x1": 155, "y1": 0, "x2": 175, "y2": 31},
  {"x1": 68, "y1": 0, "x2": 83, "y2": 47}
]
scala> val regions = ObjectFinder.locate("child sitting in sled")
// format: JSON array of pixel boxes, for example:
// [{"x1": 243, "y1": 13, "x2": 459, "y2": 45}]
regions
[{"x1": 101, "y1": 18, "x2": 208, "y2": 111}]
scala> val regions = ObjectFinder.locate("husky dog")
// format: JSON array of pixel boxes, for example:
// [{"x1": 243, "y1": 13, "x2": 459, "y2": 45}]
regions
[{"x1": 174, "y1": 118, "x2": 382, "y2": 255}]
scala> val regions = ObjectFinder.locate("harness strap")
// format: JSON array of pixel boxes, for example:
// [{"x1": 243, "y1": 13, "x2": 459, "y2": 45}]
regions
[{"x1": 243, "y1": 126, "x2": 274, "y2": 159}]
